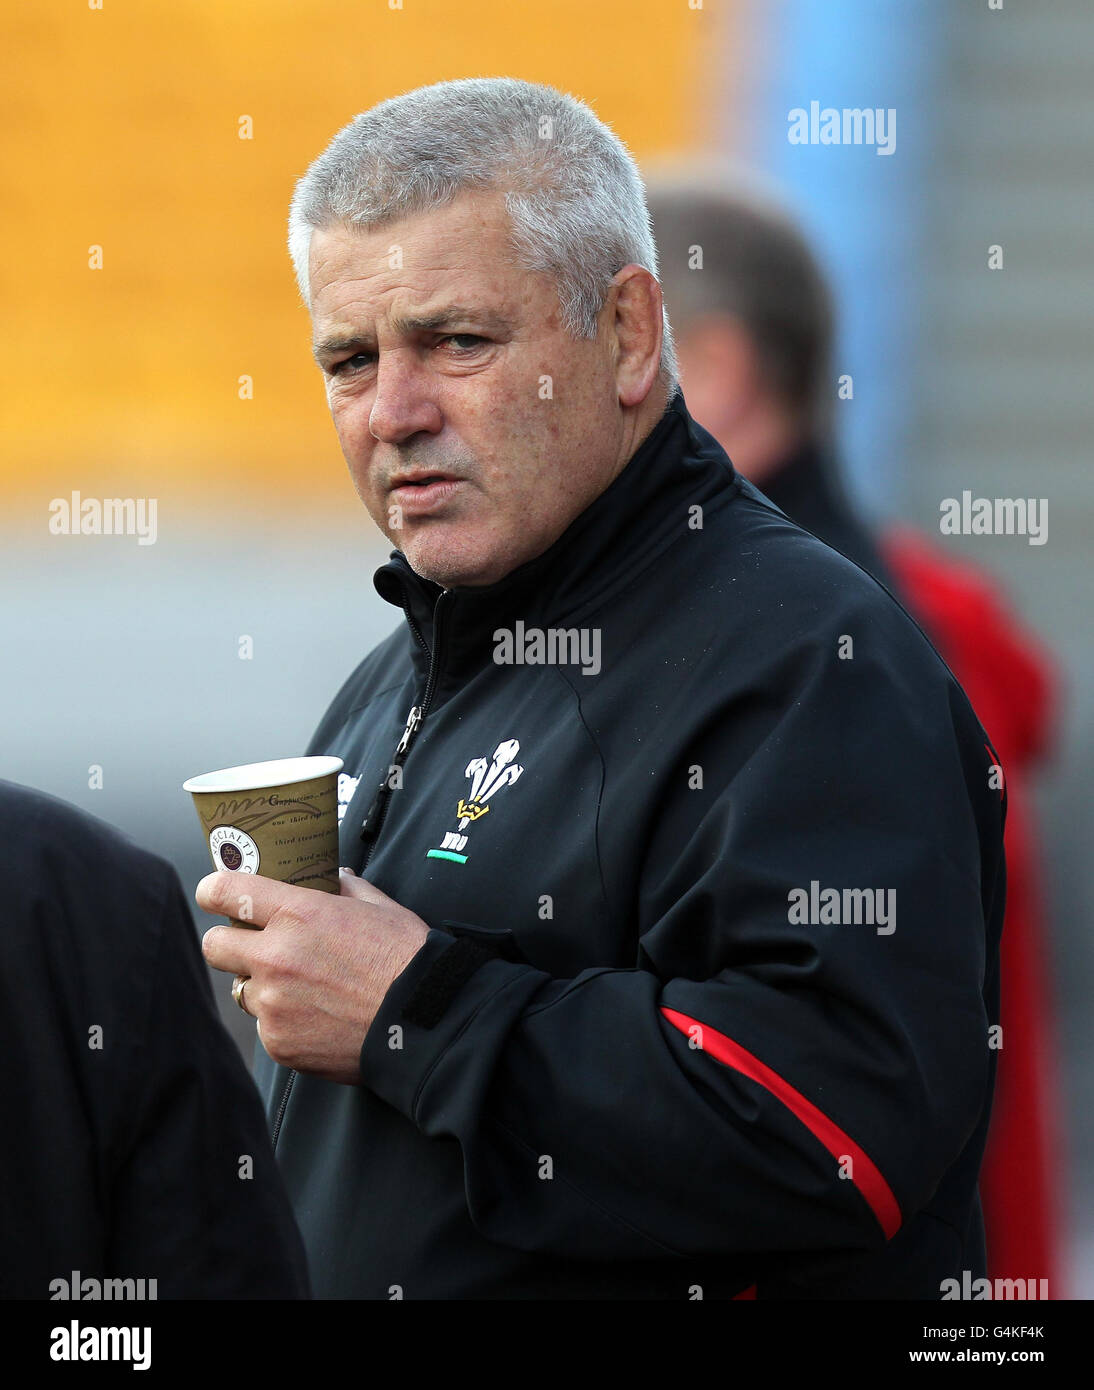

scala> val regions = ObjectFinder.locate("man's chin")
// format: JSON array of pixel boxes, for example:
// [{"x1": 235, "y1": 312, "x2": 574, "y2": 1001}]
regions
[{"x1": 397, "y1": 533, "x2": 514, "y2": 590}]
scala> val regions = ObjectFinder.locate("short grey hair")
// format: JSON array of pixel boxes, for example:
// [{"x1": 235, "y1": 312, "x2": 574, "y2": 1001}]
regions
[{"x1": 288, "y1": 76, "x2": 678, "y2": 391}]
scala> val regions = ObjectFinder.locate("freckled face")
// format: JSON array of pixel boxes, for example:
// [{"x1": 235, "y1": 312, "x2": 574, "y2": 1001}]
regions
[{"x1": 308, "y1": 191, "x2": 625, "y2": 588}]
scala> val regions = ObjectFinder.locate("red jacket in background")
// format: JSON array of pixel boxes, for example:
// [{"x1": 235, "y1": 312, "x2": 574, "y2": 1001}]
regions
[{"x1": 883, "y1": 524, "x2": 1063, "y2": 1295}]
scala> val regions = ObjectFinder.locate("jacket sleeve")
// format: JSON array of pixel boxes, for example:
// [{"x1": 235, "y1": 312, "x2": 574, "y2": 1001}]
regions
[
  {"x1": 358, "y1": 617, "x2": 1004, "y2": 1266},
  {"x1": 106, "y1": 865, "x2": 312, "y2": 1298}
]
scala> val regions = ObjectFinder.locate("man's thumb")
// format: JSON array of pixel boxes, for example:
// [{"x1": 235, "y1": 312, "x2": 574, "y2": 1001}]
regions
[{"x1": 338, "y1": 866, "x2": 386, "y2": 903}]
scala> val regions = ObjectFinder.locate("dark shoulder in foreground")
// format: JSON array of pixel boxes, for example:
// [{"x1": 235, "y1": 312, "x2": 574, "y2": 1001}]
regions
[{"x1": 0, "y1": 778, "x2": 182, "y2": 924}]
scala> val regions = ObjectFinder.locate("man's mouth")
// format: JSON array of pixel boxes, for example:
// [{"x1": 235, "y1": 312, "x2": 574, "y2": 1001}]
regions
[{"x1": 388, "y1": 473, "x2": 464, "y2": 515}]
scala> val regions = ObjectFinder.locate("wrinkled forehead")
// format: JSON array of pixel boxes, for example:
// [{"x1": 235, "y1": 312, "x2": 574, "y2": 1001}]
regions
[{"x1": 307, "y1": 190, "x2": 520, "y2": 309}]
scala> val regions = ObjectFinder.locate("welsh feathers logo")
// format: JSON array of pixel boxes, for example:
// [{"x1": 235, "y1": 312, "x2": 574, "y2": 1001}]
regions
[{"x1": 427, "y1": 739, "x2": 524, "y2": 865}]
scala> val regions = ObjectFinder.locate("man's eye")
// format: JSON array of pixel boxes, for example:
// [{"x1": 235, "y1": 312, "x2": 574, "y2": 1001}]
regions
[
  {"x1": 439, "y1": 334, "x2": 485, "y2": 352},
  {"x1": 328, "y1": 336, "x2": 485, "y2": 376},
  {"x1": 330, "y1": 353, "x2": 374, "y2": 376}
]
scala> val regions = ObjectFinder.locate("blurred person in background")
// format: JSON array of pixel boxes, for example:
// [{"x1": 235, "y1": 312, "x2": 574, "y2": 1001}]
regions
[
  {"x1": 0, "y1": 779, "x2": 311, "y2": 1299},
  {"x1": 646, "y1": 173, "x2": 1062, "y2": 1293}
]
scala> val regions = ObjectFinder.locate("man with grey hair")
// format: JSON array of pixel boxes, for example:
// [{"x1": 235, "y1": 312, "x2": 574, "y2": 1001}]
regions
[{"x1": 199, "y1": 77, "x2": 1004, "y2": 1300}]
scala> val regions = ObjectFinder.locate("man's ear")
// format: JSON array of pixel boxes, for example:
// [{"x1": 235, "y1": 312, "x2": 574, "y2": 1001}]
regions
[{"x1": 609, "y1": 264, "x2": 664, "y2": 408}]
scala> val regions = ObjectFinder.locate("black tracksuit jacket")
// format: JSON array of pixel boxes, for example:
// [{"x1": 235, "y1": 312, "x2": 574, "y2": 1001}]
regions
[{"x1": 255, "y1": 388, "x2": 1005, "y2": 1299}]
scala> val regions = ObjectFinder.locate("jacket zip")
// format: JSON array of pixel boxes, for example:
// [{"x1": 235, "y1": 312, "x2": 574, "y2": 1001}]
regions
[{"x1": 270, "y1": 590, "x2": 450, "y2": 1151}]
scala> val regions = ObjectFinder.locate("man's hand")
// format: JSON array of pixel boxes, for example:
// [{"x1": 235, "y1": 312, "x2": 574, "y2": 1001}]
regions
[{"x1": 198, "y1": 868, "x2": 430, "y2": 1085}]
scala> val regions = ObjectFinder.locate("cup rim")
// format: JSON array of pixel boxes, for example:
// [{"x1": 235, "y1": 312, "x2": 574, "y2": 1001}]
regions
[{"x1": 182, "y1": 755, "x2": 344, "y2": 794}]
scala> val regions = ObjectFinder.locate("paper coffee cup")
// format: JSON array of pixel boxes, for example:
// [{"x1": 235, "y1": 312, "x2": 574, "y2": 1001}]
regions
[{"x1": 183, "y1": 757, "x2": 345, "y2": 917}]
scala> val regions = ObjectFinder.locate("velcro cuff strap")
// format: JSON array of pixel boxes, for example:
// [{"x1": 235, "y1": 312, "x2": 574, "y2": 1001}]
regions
[{"x1": 400, "y1": 936, "x2": 498, "y2": 1029}]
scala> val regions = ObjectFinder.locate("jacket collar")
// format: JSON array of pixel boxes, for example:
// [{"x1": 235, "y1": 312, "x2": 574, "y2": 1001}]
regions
[{"x1": 373, "y1": 388, "x2": 735, "y2": 688}]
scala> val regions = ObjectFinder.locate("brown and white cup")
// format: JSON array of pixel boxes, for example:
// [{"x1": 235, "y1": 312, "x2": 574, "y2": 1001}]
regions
[{"x1": 183, "y1": 755, "x2": 344, "y2": 924}]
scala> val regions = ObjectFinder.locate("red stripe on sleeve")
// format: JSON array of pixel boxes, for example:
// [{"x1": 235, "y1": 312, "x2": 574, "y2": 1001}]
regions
[{"x1": 660, "y1": 1006, "x2": 902, "y2": 1240}]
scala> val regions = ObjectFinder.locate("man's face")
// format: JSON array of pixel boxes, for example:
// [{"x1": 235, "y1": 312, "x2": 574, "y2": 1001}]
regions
[{"x1": 308, "y1": 191, "x2": 628, "y2": 588}]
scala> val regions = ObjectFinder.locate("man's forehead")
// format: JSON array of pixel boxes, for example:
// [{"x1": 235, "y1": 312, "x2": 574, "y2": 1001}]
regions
[
  {"x1": 308, "y1": 205, "x2": 529, "y2": 333},
  {"x1": 308, "y1": 191, "x2": 511, "y2": 291}
]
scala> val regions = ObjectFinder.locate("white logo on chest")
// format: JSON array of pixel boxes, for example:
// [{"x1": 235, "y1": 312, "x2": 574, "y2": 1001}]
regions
[{"x1": 428, "y1": 739, "x2": 524, "y2": 865}]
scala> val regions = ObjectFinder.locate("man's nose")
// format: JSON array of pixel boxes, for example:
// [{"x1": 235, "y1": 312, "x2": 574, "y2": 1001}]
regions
[{"x1": 368, "y1": 353, "x2": 443, "y2": 444}]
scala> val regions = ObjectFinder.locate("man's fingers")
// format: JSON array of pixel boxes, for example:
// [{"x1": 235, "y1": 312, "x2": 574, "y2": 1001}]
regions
[
  {"x1": 199, "y1": 869, "x2": 391, "y2": 974},
  {"x1": 338, "y1": 867, "x2": 390, "y2": 908},
  {"x1": 201, "y1": 923, "x2": 262, "y2": 976},
  {"x1": 195, "y1": 869, "x2": 320, "y2": 926}
]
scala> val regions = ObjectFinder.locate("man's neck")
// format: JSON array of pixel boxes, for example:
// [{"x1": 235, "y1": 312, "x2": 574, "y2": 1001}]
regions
[{"x1": 615, "y1": 381, "x2": 673, "y2": 477}]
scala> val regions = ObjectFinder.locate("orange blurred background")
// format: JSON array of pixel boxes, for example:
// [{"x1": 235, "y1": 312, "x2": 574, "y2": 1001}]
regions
[{"x1": 1, "y1": 0, "x2": 726, "y2": 523}]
